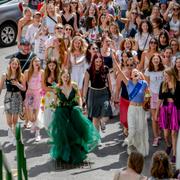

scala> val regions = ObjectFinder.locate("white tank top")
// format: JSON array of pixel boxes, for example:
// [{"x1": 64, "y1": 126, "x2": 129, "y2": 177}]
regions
[{"x1": 169, "y1": 17, "x2": 180, "y2": 32}]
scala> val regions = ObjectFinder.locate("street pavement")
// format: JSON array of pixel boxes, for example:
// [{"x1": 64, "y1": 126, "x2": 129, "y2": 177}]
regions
[{"x1": 0, "y1": 45, "x2": 166, "y2": 180}]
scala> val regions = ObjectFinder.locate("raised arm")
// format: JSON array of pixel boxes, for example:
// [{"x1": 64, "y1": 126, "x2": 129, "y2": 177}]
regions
[
  {"x1": 138, "y1": 51, "x2": 146, "y2": 72},
  {"x1": 113, "y1": 56, "x2": 129, "y2": 85},
  {"x1": 114, "y1": 74, "x2": 122, "y2": 103}
]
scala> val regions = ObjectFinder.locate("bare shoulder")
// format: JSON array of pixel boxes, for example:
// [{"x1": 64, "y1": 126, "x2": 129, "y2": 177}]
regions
[
  {"x1": 141, "y1": 176, "x2": 148, "y2": 180},
  {"x1": 72, "y1": 81, "x2": 78, "y2": 89},
  {"x1": 1, "y1": 73, "x2": 6, "y2": 80},
  {"x1": 40, "y1": 69, "x2": 44, "y2": 74}
]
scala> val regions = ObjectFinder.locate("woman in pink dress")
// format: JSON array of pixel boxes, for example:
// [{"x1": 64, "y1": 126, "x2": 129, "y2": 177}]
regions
[{"x1": 24, "y1": 56, "x2": 44, "y2": 142}]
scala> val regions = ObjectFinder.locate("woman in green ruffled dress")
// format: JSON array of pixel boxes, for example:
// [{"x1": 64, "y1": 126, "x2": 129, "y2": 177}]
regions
[{"x1": 48, "y1": 69, "x2": 100, "y2": 164}]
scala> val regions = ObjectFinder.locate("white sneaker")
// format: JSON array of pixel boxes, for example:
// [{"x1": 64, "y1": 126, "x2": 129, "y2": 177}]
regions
[
  {"x1": 30, "y1": 123, "x2": 36, "y2": 133},
  {"x1": 122, "y1": 138, "x2": 129, "y2": 147},
  {"x1": 35, "y1": 130, "x2": 41, "y2": 142},
  {"x1": 35, "y1": 135, "x2": 41, "y2": 142},
  {"x1": 11, "y1": 136, "x2": 16, "y2": 146},
  {"x1": 8, "y1": 128, "x2": 13, "y2": 138}
]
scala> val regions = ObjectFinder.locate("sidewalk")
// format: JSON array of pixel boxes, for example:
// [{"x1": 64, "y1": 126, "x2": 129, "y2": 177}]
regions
[{"x1": 0, "y1": 113, "x2": 166, "y2": 180}]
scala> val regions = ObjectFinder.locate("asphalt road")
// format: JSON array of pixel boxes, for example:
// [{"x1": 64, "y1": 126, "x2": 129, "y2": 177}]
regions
[{"x1": 0, "y1": 45, "x2": 166, "y2": 180}]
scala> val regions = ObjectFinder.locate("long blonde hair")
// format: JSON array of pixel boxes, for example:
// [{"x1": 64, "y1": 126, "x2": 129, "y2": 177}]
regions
[
  {"x1": 27, "y1": 56, "x2": 41, "y2": 81},
  {"x1": 69, "y1": 36, "x2": 87, "y2": 54},
  {"x1": 6, "y1": 58, "x2": 22, "y2": 82},
  {"x1": 162, "y1": 68, "x2": 176, "y2": 93}
]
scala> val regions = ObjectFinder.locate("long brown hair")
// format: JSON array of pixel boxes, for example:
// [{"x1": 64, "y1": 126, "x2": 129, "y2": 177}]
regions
[
  {"x1": 150, "y1": 151, "x2": 173, "y2": 179},
  {"x1": 6, "y1": 58, "x2": 22, "y2": 82},
  {"x1": 57, "y1": 37, "x2": 67, "y2": 67},
  {"x1": 148, "y1": 54, "x2": 164, "y2": 72},
  {"x1": 89, "y1": 53, "x2": 106, "y2": 81},
  {"x1": 162, "y1": 68, "x2": 176, "y2": 93},
  {"x1": 127, "y1": 151, "x2": 144, "y2": 174},
  {"x1": 44, "y1": 58, "x2": 60, "y2": 85},
  {"x1": 27, "y1": 56, "x2": 41, "y2": 81}
]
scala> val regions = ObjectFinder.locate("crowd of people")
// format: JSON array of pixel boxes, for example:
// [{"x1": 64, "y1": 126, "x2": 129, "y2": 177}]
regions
[{"x1": 0, "y1": 0, "x2": 180, "y2": 178}]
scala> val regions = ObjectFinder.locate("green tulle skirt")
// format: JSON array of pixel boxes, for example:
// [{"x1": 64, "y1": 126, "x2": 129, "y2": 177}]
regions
[{"x1": 48, "y1": 106, "x2": 100, "y2": 164}]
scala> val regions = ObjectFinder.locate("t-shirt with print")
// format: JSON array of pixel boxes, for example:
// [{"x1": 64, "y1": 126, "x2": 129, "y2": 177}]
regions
[
  {"x1": 144, "y1": 70, "x2": 164, "y2": 94},
  {"x1": 34, "y1": 35, "x2": 49, "y2": 60},
  {"x1": 127, "y1": 79, "x2": 148, "y2": 103}
]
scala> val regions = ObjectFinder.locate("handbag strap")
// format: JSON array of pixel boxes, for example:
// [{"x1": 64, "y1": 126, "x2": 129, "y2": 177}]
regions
[
  {"x1": 21, "y1": 52, "x2": 33, "y2": 71},
  {"x1": 47, "y1": 15, "x2": 57, "y2": 24},
  {"x1": 129, "y1": 81, "x2": 143, "y2": 101},
  {"x1": 142, "y1": 33, "x2": 150, "y2": 51}
]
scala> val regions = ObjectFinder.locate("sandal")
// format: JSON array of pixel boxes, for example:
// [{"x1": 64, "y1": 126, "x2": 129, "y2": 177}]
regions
[{"x1": 152, "y1": 138, "x2": 159, "y2": 147}]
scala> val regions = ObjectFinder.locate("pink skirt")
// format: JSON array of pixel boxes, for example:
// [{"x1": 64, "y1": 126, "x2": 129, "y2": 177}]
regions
[
  {"x1": 150, "y1": 92, "x2": 158, "y2": 109},
  {"x1": 119, "y1": 97, "x2": 130, "y2": 128},
  {"x1": 25, "y1": 89, "x2": 41, "y2": 110},
  {"x1": 159, "y1": 102, "x2": 179, "y2": 131}
]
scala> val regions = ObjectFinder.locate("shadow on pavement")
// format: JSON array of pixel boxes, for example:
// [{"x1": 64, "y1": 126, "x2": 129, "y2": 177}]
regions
[
  {"x1": 2, "y1": 142, "x2": 16, "y2": 153},
  {"x1": 28, "y1": 159, "x2": 55, "y2": 177},
  {"x1": 26, "y1": 142, "x2": 50, "y2": 159},
  {"x1": 0, "y1": 129, "x2": 8, "y2": 137}
]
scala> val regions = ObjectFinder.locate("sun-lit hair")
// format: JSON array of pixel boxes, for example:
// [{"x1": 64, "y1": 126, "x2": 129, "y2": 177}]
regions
[
  {"x1": 57, "y1": 37, "x2": 67, "y2": 67},
  {"x1": 174, "y1": 55, "x2": 180, "y2": 77},
  {"x1": 162, "y1": 67, "x2": 176, "y2": 93},
  {"x1": 6, "y1": 58, "x2": 22, "y2": 82},
  {"x1": 27, "y1": 56, "x2": 41, "y2": 81},
  {"x1": 109, "y1": 22, "x2": 120, "y2": 36},
  {"x1": 120, "y1": 38, "x2": 134, "y2": 51},
  {"x1": 150, "y1": 151, "x2": 173, "y2": 179},
  {"x1": 44, "y1": 57, "x2": 60, "y2": 85},
  {"x1": 69, "y1": 36, "x2": 87, "y2": 54},
  {"x1": 59, "y1": 68, "x2": 71, "y2": 86}
]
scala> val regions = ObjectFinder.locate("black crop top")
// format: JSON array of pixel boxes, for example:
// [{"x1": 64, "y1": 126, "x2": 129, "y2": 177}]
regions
[
  {"x1": 120, "y1": 81, "x2": 129, "y2": 100},
  {"x1": 103, "y1": 55, "x2": 113, "y2": 69},
  {"x1": 87, "y1": 67, "x2": 109, "y2": 89},
  {"x1": 6, "y1": 79, "x2": 20, "y2": 92},
  {"x1": 61, "y1": 15, "x2": 74, "y2": 28},
  {"x1": 159, "y1": 81, "x2": 180, "y2": 108},
  {"x1": 46, "y1": 81, "x2": 53, "y2": 87}
]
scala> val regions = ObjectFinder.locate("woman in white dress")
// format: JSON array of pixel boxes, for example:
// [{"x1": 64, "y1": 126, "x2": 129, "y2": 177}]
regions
[
  {"x1": 38, "y1": 58, "x2": 60, "y2": 130},
  {"x1": 68, "y1": 36, "x2": 88, "y2": 92}
]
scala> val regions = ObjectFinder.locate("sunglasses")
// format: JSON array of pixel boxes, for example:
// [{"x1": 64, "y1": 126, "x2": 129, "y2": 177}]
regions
[
  {"x1": 131, "y1": 12, "x2": 138, "y2": 15},
  {"x1": 56, "y1": 27, "x2": 63, "y2": 30},
  {"x1": 66, "y1": 28, "x2": 72, "y2": 31},
  {"x1": 126, "y1": 64, "x2": 134, "y2": 67},
  {"x1": 150, "y1": 41, "x2": 157, "y2": 44},
  {"x1": 173, "y1": 8, "x2": 179, "y2": 11},
  {"x1": 171, "y1": 43, "x2": 178, "y2": 46}
]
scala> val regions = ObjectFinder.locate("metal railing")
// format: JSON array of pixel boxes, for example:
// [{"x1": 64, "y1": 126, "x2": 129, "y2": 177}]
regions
[
  {"x1": 0, "y1": 144, "x2": 13, "y2": 180},
  {"x1": 16, "y1": 122, "x2": 28, "y2": 180}
]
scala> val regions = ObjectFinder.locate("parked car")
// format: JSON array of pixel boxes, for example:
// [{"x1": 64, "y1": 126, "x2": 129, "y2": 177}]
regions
[{"x1": 0, "y1": 0, "x2": 23, "y2": 47}]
